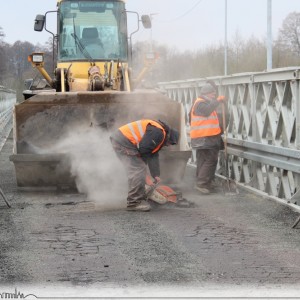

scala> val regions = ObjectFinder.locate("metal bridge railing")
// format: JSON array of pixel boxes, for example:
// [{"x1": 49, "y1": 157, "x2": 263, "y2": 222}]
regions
[
  {"x1": 158, "y1": 67, "x2": 300, "y2": 206},
  {"x1": 0, "y1": 86, "x2": 16, "y2": 151}
]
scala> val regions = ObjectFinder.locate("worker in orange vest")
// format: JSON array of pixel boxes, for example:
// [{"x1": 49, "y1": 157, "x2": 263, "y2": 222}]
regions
[
  {"x1": 110, "y1": 119, "x2": 179, "y2": 211},
  {"x1": 189, "y1": 81, "x2": 227, "y2": 194}
]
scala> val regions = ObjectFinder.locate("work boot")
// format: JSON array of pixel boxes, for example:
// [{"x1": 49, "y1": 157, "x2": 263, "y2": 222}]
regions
[
  {"x1": 127, "y1": 200, "x2": 151, "y2": 212},
  {"x1": 194, "y1": 185, "x2": 210, "y2": 194}
]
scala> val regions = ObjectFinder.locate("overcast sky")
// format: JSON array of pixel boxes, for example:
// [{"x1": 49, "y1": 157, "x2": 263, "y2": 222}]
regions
[{"x1": 1, "y1": 0, "x2": 300, "y2": 51}]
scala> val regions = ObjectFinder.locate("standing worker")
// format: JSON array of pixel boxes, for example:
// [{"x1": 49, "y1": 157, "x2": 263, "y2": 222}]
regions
[
  {"x1": 110, "y1": 119, "x2": 179, "y2": 212},
  {"x1": 189, "y1": 82, "x2": 227, "y2": 194}
]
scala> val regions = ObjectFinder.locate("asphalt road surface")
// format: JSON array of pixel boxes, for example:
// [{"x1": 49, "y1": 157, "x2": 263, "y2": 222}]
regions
[{"x1": 1, "y1": 133, "x2": 300, "y2": 298}]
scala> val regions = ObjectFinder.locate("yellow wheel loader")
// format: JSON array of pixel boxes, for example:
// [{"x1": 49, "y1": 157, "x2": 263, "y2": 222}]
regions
[{"x1": 9, "y1": 0, "x2": 191, "y2": 189}]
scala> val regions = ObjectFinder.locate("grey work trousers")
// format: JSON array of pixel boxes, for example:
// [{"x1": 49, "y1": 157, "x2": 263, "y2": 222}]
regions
[
  {"x1": 111, "y1": 141, "x2": 146, "y2": 206},
  {"x1": 196, "y1": 148, "x2": 219, "y2": 188}
]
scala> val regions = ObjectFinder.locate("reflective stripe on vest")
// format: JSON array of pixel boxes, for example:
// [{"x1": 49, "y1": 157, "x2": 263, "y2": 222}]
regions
[
  {"x1": 119, "y1": 119, "x2": 166, "y2": 153},
  {"x1": 190, "y1": 97, "x2": 221, "y2": 139}
]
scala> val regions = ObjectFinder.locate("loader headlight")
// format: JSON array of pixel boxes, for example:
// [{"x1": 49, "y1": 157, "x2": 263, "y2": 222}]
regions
[
  {"x1": 32, "y1": 54, "x2": 44, "y2": 63},
  {"x1": 30, "y1": 53, "x2": 44, "y2": 63}
]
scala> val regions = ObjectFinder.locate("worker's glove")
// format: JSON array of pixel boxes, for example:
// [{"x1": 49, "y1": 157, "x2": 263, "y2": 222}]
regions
[
  {"x1": 217, "y1": 95, "x2": 227, "y2": 102},
  {"x1": 154, "y1": 176, "x2": 161, "y2": 184}
]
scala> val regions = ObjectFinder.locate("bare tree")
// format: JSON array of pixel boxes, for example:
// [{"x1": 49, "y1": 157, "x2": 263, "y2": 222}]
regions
[
  {"x1": 237, "y1": 36, "x2": 266, "y2": 72},
  {"x1": 0, "y1": 27, "x2": 7, "y2": 83},
  {"x1": 228, "y1": 30, "x2": 246, "y2": 74},
  {"x1": 0, "y1": 26, "x2": 4, "y2": 39},
  {"x1": 277, "y1": 12, "x2": 300, "y2": 56},
  {"x1": 9, "y1": 41, "x2": 35, "y2": 79}
]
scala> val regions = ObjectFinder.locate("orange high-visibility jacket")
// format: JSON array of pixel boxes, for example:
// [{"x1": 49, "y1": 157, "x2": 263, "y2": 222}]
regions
[
  {"x1": 190, "y1": 98, "x2": 221, "y2": 139},
  {"x1": 119, "y1": 120, "x2": 166, "y2": 153}
]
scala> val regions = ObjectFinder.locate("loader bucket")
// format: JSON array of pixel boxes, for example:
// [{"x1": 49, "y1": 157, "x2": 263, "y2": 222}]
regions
[{"x1": 9, "y1": 90, "x2": 191, "y2": 189}]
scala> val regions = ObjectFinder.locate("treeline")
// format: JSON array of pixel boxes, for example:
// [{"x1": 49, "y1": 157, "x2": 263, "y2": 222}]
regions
[
  {"x1": 0, "y1": 11, "x2": 299, "y2": 100},
  {"x1": 0, "y1": 27, "x2": 54, "y2": 100},
  {"x1": 134, "y1": 12, "x2": 300, "y2": 84}
]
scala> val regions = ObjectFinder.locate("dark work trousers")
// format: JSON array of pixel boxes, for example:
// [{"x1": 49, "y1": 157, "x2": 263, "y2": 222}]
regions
[
  {"x1": 111, "y1": 141, "x2": 146, "y2": 206},
  {"x1": 196, "y1": 148, "x2": 219, "y2": 188}
]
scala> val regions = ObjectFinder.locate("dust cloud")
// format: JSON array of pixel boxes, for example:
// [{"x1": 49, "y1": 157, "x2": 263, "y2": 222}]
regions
[{"x1": 51, "y1": 126, "x2": 128, "y2": 211}]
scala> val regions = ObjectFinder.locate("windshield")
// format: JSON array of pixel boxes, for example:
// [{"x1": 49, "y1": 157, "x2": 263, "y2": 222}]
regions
[{"x1": 58, "y1": 0, "x2": 128, "y2": 62}]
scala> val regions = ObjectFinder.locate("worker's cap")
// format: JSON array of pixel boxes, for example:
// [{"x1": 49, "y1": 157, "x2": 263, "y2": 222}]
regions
[
  {"x1": 168, "y1": 128, "x2": 179, "y2": 145},
  {"x1": 200, "y1": 83, "x2": 217, "y2": 95}
]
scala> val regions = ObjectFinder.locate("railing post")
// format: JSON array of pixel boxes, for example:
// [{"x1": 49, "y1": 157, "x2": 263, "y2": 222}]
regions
[{"x1": 296, "y1": 77, "x2": 300, "y2": 150}]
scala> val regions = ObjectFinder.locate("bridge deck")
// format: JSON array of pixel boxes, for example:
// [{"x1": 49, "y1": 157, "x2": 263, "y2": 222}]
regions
[{"x1": 1, "y1": 132, "x2": 300, "y2": 297}]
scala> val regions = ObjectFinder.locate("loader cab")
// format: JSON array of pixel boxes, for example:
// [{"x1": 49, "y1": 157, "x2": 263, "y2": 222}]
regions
[{"x1": 57, "y1": 0, "x2": 128, "y2": 62}]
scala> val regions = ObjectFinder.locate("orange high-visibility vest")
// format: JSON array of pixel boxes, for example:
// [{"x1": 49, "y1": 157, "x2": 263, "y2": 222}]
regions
[
  {"x1": 119, "y1": 120, "x2": 166, "y2": 153},
  {"x1": 190, "y1": 97, "x2": 221, "y2": 139}
]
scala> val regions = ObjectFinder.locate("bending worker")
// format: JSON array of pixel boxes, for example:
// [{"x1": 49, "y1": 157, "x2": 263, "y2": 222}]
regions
[
  {"x1": 190, "y1": 82, "x2": 227, "y2": 194},
  {"x1": 110, "y1": 119, "x2": 179, "y2": 212}
]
